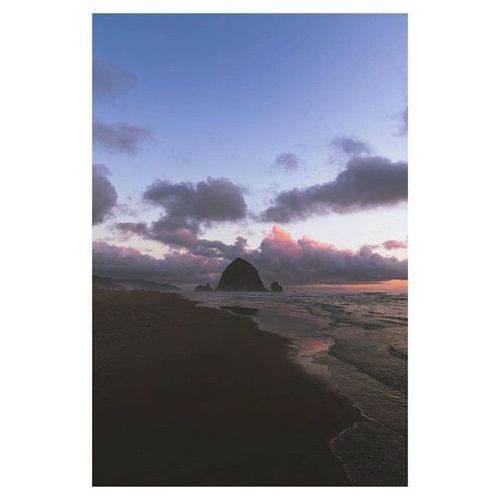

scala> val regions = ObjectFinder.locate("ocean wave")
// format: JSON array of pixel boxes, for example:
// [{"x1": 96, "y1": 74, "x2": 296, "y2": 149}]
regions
[{"x1": 181, "y1": 288, "x2": 407, "y2": 484}]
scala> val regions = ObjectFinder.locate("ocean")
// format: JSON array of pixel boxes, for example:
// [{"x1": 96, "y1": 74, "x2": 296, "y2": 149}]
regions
[{"x1": 181, "y1": 287, "x2": 408, "y2": 485}]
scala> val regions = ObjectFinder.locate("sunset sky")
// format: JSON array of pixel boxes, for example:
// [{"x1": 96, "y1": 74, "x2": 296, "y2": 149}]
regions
[{"x1": 92, "y1": 14, "x2": 407, "y2": 286}]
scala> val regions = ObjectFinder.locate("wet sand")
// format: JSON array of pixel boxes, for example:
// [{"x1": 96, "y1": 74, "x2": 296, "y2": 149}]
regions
[{"x1": 93, "y1": 289, "x2": 362, "y2": 486}]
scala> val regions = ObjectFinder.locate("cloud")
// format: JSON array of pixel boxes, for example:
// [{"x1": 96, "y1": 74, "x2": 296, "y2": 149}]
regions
[
  {"x1": 93, "y1": 121, "x2": 151, "y2": 155},
  {"x1": 249, "y1": 226, "x2": 407, "y2": 284},
  {"x1": 115, "y1": 220, "x2": 248, "y2": 260},
  {"x1": 395, "y1": 106, "x2": 408, "y2": 137},
  {"x1": 93, "y1": 241, "x2": 227, "y2": 284},
  {"x1": 93, "y1": 165, "x2": 117, "y2": 225},
  {"x1": 383, "y1": 239, "x2": 407, "y2": 250},
  {"x1": 189, "y1": 236, "x2": 248, "y2": 259},
  {"x1": 272, "y1": 153, "x2": 301, "y2": 170},
  {"x1": 143, "y1": 176, "x2": 247, "y2": 230},
  {"x1": 116, "y1": 219, "x2": 199, "y2": 249},
  {"x1": 93, "y1": 59, "x2": 135, "y2": 96},
  {"x1": 96, "y1": 226, "x2": 407, "y2": 285},
  {"x1": 362, "y1": 244, "x2": 380, "y2": 251},
  {"x1": 114, "y1": 177, "x2": 248, "y2": 256},
  {"x1": 114, "y1": 202, "x2": 139, "y2": 218},
  {"x1": 260, "y1": 155, "x2": 407, "y2": 223},
  {"x1": 113, "y1": 222, "x2": 150, "y2": 238},
  {"x1": 331, "y1": 136, "x2": 372, "y2": 156}
]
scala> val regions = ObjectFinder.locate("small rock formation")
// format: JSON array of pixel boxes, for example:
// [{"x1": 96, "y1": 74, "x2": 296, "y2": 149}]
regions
[
  {"x1": 195, "y1": 283, "x2": 213, "y2": 292},
  {"x1": 215, "y1": 257, "x2": 267, "y2": 292},
  {"x1": 270, "y1": 281, "x2": 284, "y2": 293}
]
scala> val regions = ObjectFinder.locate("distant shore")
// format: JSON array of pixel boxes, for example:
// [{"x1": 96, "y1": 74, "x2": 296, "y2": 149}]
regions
[{"x1": 93, "y1": 289, "x2": 362, "y2": 486}]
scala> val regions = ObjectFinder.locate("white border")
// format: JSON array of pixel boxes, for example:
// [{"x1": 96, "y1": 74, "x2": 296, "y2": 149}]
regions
[
  {"x1": 89, "y1": 0, "x2": 410, "y2": 14},
  {"x1": 2, "y1": 1, "x2": 500, "y2": 499}
]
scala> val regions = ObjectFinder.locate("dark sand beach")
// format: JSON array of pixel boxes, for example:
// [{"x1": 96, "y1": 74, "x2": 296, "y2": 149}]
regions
[{"x1": 93, "y1": 289, "x2": 362, "y2": 486}]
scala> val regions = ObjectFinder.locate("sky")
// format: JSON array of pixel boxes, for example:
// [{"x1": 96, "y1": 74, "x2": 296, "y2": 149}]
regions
[{"x1": 92, "y1": 14, "x2": 407, "y2": 286}]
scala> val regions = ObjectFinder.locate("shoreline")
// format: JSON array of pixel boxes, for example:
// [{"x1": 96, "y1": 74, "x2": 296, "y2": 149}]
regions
[
  {"x1": 93, "y1": 289, "x2": 363, "y2": 486},
  {"x1": 176, "y1": 289, "x2": 408, "y2": 485}
]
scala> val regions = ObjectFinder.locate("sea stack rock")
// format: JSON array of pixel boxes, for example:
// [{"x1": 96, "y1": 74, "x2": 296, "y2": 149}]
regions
[
  {"x1": 216, "y1": 257, "x2": 267, "y2": 292},
  {"x1": 270, "y1": 281, "x2": 284, "y2": 293},
  {"x1": 195, "y1": 283, "x2": 213, "y2": 292}
]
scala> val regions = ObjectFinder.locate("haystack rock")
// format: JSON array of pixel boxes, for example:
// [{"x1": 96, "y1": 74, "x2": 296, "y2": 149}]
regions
[
  {"x1": 195, "y1": 283, "x2": 213, "y2": 292},
  {"x1": 216, "y1": 257, "x2": 267, "y2": 292},
  {"x1": 270, "y1": 281, "x2": 284, "y2": 293}
]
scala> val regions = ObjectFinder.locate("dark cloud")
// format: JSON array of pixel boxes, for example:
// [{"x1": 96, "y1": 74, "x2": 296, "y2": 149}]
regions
[
  {"x1": 189, "y1": 236, "x2": 248, "y2": 259},
  {"x1": 116, "y1": 220, "x2": 199, "y2": 249},
  {"x1": 395, "y1": 106, "x2": 408, "y2": 137},
  {"x1": 93, "y1": 241, "x2": 225, "y2": 284},
  {"x1": 93, "y1": 226, "x2": 407, "y2": 285},
  {"x1": 93, "y1": 165, "x2": 117, "y2": 225},
  {"x1": 93, "y1": 121, "x2": 151, "y2": 155},
  {"x1": 383, "y1": 239, "x2": 407, "y2": 250},
  {"x1": 114, "y1": 222, "x2": 150, "y2": 238},
  {"x1": 272, "y1": 153, "x2": 301, "y2": 170},
  {"x1": 115, "y1": 220, "x2": 248, "y2": 261},
  {"x1": 331, "y1": 136, "x2": 372, "y2": 156},
  {"x1": 143, "y1": 176, "x2": 247, "y2": 230},
  {"x1": 93, "y1": 59, "x2": 135, "y2": 96},
  {"x1": 114, "y1": 177, "x2": 248, "y2": 257},
  {"x1": 261, "y1": 156, "x2": 407, "y2": 223}
]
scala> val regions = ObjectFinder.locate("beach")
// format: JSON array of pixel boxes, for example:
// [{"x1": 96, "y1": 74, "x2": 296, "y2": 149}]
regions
[
  {"x1": 93, "y1": 289, "x2": 363, "y2": 486},
  {"x1": 182, "y1": 288, "x2": 408, "y2": 485}
]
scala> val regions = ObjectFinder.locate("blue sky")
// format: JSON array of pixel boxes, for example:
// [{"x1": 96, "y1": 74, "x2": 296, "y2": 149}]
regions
[{"x1": 92, "y1": 14, "x2": 407, "y2": 285}]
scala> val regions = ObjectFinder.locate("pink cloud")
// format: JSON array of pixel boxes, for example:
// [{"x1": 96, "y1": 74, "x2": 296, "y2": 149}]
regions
[
  {"x1": 93, "y1": 227, "x2": 407, "y2": 285},
  {"x1": 251, "y1": 226, "x2": 406, "y2": 284},
  {"x1": 93, "y1": 240, "x2": 143, "y2": 257},
  {"x1": 262, "y1": 225, "x2": 335, "y2": 254},
  {"x1": 298, "y1": 234, "x2": 334, "y2": 251},
  {"x1": 382, "y1": 240, "x2": 407, "y2": 250},
  {"x1": 261, "y1": 225, "x2": 303, "y2": 258}
]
